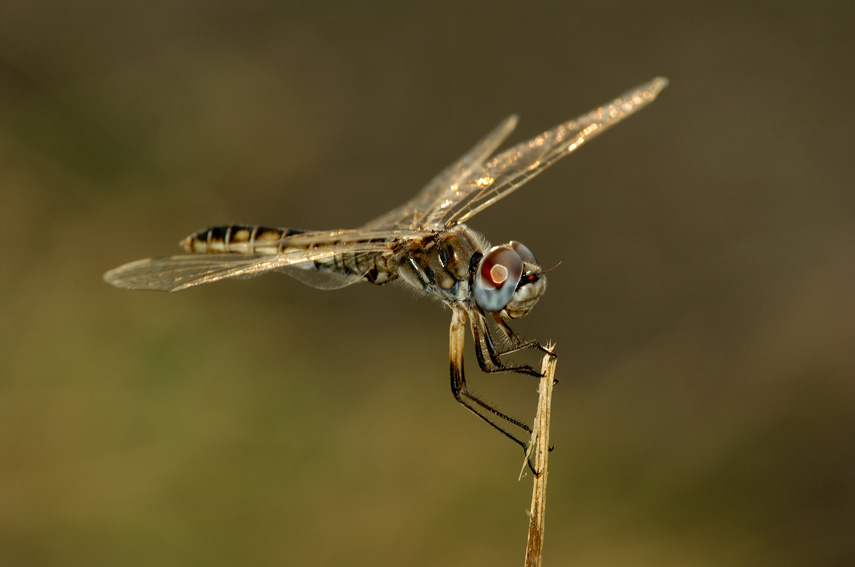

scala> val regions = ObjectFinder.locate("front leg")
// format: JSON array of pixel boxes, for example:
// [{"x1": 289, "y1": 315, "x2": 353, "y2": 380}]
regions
[
  {"x1": 449, "y1": 308, "x2": 533, "y2": 443},
  {"x1": 492, "y1": 312, "x2": 555, "y2": 357},
  {"x1": 470, "y1": 311, "x2": 555, "y2": 376}
]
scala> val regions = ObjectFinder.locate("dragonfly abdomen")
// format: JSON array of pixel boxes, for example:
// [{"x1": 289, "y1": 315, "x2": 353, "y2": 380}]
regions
[
  {"x1": 181, "y1": 225, "x2": 307, "y2": 254},
  {"x1": 181, "y1": 224, "x2": 398, "y2": 286}
]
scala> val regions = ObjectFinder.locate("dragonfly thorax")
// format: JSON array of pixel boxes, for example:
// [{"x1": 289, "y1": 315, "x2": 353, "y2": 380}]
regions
[{"x1": 396, "y1": 226, "x2": 484, "y2": 306}]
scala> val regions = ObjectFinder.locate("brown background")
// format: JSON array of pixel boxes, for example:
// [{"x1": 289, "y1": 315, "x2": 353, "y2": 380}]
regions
[{"x1": 2, "y1": 1, "x2": 853, "y2": 565}]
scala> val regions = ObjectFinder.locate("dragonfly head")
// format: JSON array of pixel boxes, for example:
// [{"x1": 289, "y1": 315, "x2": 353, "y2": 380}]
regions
[{"x1": 473, "y1": 241, "x2": 546, "y2": 319}]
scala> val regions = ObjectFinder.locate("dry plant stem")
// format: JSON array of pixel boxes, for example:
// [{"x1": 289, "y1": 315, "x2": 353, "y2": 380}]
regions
[{"x1": 523, "y1": 345, "x2": 557, "y2": 567}]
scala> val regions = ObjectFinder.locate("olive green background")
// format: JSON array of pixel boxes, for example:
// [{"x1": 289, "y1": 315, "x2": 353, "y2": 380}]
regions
[{"x1": 2, "y1": 2, "x2": 853, "y2": 565}]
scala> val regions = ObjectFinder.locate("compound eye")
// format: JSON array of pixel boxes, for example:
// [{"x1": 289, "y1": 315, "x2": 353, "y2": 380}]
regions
[
  {"x1": 509, "y1": 241, "x2": 537, "y2": 266},
  {"x1": 473, "y1": 246, "x2": 523, "y2": 312}
]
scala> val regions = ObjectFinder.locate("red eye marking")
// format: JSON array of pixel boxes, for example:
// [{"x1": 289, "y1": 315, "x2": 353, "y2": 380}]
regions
[{"x1": 474, "y1": 246, "x2": 525, "y2": 312}]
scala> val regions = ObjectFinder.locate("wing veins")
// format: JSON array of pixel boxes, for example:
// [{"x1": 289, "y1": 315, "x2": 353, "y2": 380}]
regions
[
  {"x1": 104, "y1": 232, "x2": 419, "y2": 292},
  {"x1": 432, "y1": 77, "x2": 669, "y2": 228},
  {"x1": 362, "y1": 115, "x2": 518, "y2": 230}
]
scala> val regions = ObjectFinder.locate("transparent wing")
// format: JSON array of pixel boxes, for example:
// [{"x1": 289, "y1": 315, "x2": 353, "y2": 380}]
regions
[
  {"x1": 362, "y1": 115, "x2": 518, "y2": 230},
  {"x1": 428, "y1": 77, "x2": 668, "y2": 228},
  {"x1": 103, "y1": 230, "x2": 420, "y2": 292},
  {"x1": 274, "y1": 263, "x2": 367, "y2": 290}
]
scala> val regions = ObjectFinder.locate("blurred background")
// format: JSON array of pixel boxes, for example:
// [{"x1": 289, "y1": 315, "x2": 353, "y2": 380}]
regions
[{"x1": 1, "y1": 1, "x2": 853, "y2": 565}]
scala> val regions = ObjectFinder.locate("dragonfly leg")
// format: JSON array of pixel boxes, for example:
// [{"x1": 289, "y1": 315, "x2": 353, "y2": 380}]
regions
[
  {"x1": 492, "y1": 312, "x2": 556, "y2": 357},
  {"x1": 450, "y1": 309, "x2": 540, "y2": 474},
  {"x1": 470, "y1": 312, "x2": 556, "y2": 376}
]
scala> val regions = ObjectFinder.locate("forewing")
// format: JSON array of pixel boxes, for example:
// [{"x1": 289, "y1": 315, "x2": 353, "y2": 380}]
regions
[
  {"x1": 104, "y1": 230, "x2": 418, "y2": 292},
  {"x1": 362, "y1": 115, "x2": 518, "y2": 230},
  {"x1": 430, "y1": 77, "x2": 669, "y2": 228}
]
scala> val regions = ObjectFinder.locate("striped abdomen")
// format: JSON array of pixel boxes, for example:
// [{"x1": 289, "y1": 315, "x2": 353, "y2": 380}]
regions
[
  {"x1": 181, "y1": 225, "x2": 307, "y2": 254},
  {"x1": 181, "y1": 224, "x2": 398, "y2": 286}
]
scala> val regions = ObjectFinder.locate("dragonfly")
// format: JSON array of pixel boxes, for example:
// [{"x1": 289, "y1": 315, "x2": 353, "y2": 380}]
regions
[{"x1": 105, "y1": 77, "x2": 668, "y2": 462}]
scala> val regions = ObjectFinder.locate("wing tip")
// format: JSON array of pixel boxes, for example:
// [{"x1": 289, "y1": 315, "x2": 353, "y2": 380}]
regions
[
  {"x1": 103, "y1": 258, "x2": 177, "y2": 292},
  {"x1": 103, "y1": 258, "x2": 146, "y2": 287},
  {"x1": 646, "y1": 76, "x2": 669, "y2": 97}
]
